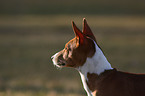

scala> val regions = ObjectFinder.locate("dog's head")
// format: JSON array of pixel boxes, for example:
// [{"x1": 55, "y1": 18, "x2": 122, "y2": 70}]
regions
[{"x1": 51, "y1": 18, "x2": 97, "y2": 68}]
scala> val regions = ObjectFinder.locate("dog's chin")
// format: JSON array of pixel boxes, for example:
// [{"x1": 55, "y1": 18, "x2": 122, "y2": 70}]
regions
[
  {"x1": 52, "y1": 57, "x2": 66, "y2": 68},
  {"x1": 53, "y1": 61, "x2": 66, "y2": 68},
  {"x1": 56, "y1": 63, "x2": 66, "y2": 68}
]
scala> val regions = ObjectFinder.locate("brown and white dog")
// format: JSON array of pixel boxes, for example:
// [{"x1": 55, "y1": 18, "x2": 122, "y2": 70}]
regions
[{"x1": 51, "y1": 18, "x2": 145, "y2": 96}]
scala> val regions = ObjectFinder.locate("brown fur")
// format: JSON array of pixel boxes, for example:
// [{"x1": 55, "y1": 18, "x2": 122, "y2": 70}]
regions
[
  {"x1": 55, "y1": 36, "x2": 96, "y2": 68},
  {"x1": 52, "y1": 19, "x2": 145, "y2": 96},
  {"x1": 53, "y1": 20, "x2": 96, "y2": 68},
  {"x1": 87, "y1": 69, "x2": 145, "y2": 96}
]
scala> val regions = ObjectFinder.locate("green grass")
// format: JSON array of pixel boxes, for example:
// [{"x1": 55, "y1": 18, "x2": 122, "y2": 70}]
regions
[{"x1": 0, "y1": 15, "x2": 145, "y2": 96}]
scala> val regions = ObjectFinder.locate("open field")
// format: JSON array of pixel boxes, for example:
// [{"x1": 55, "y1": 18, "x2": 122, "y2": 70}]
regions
[
  {"x1": 0, "y1": 15, "x2": 145, "y2": 96},
  {"x1": 0, "y1": 0, "x2": 145, "y2": 15}
]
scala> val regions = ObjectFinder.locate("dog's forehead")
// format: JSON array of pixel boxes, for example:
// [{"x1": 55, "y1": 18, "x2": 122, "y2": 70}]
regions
[{"x1": 65, "y1": 37, "x2": 78, "y2": 48}]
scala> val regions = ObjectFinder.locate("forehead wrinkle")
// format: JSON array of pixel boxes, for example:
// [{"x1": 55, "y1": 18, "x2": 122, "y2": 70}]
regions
[{"x1": 65, "y1": 37, "x2": 78, "y2": 48}]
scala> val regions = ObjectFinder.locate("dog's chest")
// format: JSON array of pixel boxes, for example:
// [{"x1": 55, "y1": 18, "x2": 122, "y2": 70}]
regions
[{"x1": 77, "y1": 43, "x2": 113, "y2": 96}]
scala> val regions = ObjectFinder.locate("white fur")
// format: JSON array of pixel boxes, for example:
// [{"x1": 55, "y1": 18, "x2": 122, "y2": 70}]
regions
[
  {"x1": 79, "y1": 72, "x2": 92, "y2": 96},
  {"x1": 52, "y1": 52, "x2": 62, "y2": 68},
  {"x1": 52, "y1": 40, "x2": 113, "y2": 96},
  {"x1": 77, "y1": 41, "x2": 113, "y2": 96}
]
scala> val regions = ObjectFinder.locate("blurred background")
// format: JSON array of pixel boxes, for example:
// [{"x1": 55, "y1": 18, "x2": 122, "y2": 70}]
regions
[{"x1": 0, "y1": 0, "x2": 145, "y2": 96}]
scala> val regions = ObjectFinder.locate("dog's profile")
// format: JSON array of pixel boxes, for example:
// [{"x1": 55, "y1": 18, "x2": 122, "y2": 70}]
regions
[{"x1": 51, "y1": 18, "x2": 145, "y2": 96}]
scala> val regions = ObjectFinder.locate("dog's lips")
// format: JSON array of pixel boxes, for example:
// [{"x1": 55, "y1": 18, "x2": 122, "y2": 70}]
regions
[
  {"x1": 53, "y1": 62, "x2": 66, "y2": 68},
  {"x1": 57, "y1": 63, "x2": 66, "y2": 67},
  {"x1": 57, "y1": 59, "x2": 66, "y2": 67},
  {"x1": 52, "y1": 57, "x2": 66, "y2": 68}
]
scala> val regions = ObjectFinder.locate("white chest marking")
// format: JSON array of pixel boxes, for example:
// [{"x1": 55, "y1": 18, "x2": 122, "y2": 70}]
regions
[
  {"x1": 77, "y1": 42, "x2": 113, "y2": 96},
  {"x1": 79, "y1": 72, "x2": 92, "y2": 96}
]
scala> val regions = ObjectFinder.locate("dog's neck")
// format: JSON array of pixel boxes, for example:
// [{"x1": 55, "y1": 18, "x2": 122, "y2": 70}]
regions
[
  {"x1": 77, "y1": 41, "x2": 113, "y2": 77},
  {"x1": 77, "y1": 41, "x2": 113, "y2": 96}
]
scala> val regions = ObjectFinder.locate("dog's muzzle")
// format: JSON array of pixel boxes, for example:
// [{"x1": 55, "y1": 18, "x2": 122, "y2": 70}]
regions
[{"x1": 51, "y1": 53, "x2": 66, "y2": 67}]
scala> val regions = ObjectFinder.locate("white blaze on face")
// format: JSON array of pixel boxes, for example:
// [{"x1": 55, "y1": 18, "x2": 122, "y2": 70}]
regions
[
  {"x1": 51, "y1": 19, "x2": 113, "y2": 96},
  {"x1": 51, "y1": 52, "x2": 61, "y2": 67}
]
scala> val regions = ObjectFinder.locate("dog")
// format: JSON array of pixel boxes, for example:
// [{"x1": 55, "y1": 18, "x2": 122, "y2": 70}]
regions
[{"x1": 51, "y1": 18, "x2": 145, "y2": 96}]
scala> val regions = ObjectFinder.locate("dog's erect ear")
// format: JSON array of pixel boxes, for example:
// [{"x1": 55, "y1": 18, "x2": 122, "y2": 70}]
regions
[
  {"x1": 72, "y1": 21, "x2": 85, "y2": 45},
  {"x1": 82, "y1": 18, "x2": 96, "y2": 42}
]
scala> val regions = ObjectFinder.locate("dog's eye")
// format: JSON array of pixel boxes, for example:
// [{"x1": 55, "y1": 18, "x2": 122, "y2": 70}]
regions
[
  {"x1": 65, "y1": 47, "x2": 68, "y2": 50},
  {"x1": 68, "y1": 48, "x2": 71, "y2": 51},
  {"x1": 65, "y1": 47, "x2": 71, "y2": 51}
]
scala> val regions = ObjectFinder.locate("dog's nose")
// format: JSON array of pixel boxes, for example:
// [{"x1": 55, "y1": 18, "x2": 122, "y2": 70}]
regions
[
  {"x1": 51, "y1": 53, "x2": 59, "y2": 60},
  {"x1": 51, "y1": 55, "x2": 54, "y2": 59}
]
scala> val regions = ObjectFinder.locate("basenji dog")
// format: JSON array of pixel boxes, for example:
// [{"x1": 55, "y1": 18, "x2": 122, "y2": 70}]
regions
[{"x1": 51, "y1": 18, "x2": 145, "y2": 96}]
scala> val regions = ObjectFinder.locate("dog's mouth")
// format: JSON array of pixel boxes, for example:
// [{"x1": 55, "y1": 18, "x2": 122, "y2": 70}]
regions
[
  {"x1": 51, "y1": 55, "x2": 66, "y2": 68},
  {"x1": 57, "y1": 63, "x2": 66, "y2": 67},
  {"x1": 57, "y1": 59, "x2": 66, "y2": 67},
  {"x1": 54, "y1": 62, "x2": 66, "y2": 68},
  {"x1": 51, "y1": 53, "x2": 66, "y2": 68}
]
